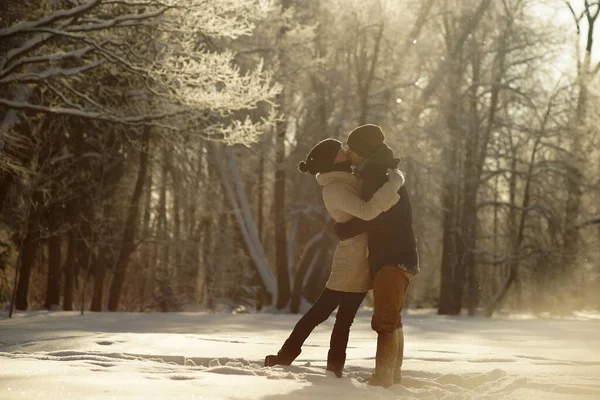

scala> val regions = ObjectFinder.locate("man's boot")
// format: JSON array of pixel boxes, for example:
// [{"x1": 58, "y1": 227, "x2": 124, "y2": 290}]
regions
[
  {"x1": 264, "y1": 344, "x2": 301, "y2": 367},
  {"x1": 369, "y1": 330, "x2": 398, "y2": 388},
  {"x1": 326, "y1": 350, "x2": 346, "y2": 378},
  {"x1": 393, "y1": 328, "x2": 404, "y2": 384}
]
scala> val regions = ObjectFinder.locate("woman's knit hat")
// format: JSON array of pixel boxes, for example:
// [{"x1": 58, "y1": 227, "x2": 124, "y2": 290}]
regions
[
  {"x1": 347, "y1": 124, "x2": 385, "y2": 157},
  {"x1": 298, "y1": 139, "x2": 342, "y2": 175}
]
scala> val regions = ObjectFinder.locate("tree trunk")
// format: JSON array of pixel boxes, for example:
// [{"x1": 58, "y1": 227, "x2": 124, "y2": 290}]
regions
[
  {"x1": 200, "y1": 218, "x2": 213, "y2": 309},
  {"x1": 0, "y1": 172, "x2": 14, "y2": 214},
  {"x1": 90, "y1": 201, "x2": 113, "y2": 312},
  {"x1": 63, "y1": 222, "x2": 78, "y2": 311},
  {"x1": 15, "y1": 239, "x2": 36, "y2": 309},
  {"x1": 45, "y1": 232, "x2": 62, "y2": 309},
  {"x1": 139, "y1": 160, "x2": 153, "y2": 311},
  {"x1": 189, "y1": 141, "x2": 205, "y2": 305},
  {"x1": 485, "y1": 268, "x2": 516, "y2": 317},
  {"x1": 456, "y1": 73, "x2": 480, "y2": 315},
  {"x1": 290, "y1": 230, "x2": 328, "y2": 313},
  {"x1": 15, "y1": 192, "x2": 42, "y2": 310},
  {"x1": 438, "y1": 58, "x2": 462, "y2": 315},
  {"x1": 63, "y1": 129, "x2": 84, "y2": 310},
  {"x1": 303, "y1": 247, "x2": 331, "y2": 304},
  {"x1": 156, "y1": 147, "x2": 171, "y2": 311},
  {"x1": 76, "y1": 200, "x2": 94, "y2": 312},
  {"x1": 458, "y1": 189, "x2": 477, "y2": 316},
  {"x1": 90, "y1": 245, "x2": 108, "y2": 312},
  {"x1": 274, "y1": 127, "x2": 290, "y2": 309},
  {"x1": 107, "y1": 127, "x2": 150, "y2": 311},
  {"x1": 257, "y1": 154, "x2": 265, "y2": 240},
  {"x1": 272, "y1": 0, "x2": 294, "y2": 310},
  {"x1": 438, "y1": 156, "x2": 458, "y2": 315},
  {"x1": 172, "y1": 169, "x2": 185, "y2": 301}
]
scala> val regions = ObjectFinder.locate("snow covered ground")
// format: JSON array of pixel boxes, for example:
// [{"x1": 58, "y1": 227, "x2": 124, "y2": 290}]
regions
[{"x1": 1, "y1": 309, "x2": 599, "y2": 399}]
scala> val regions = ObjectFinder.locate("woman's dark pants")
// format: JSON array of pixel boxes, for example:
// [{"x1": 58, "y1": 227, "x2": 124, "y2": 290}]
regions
[{"x1": 278, "y1": 288, "x2": 367, "y2": 370}]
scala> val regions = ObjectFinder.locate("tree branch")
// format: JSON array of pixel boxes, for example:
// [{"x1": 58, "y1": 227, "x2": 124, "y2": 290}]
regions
[
  {"x1": 65, "y1": 7, "x2": 170, "y2": 33},
  {"x1": 0, "y1": 0, "x2": 101, "y2": 40},
  {"x1": 0, "y1": 60, "x2": 105, "y2": 85},
  {"x1": 0, "y1": 98, "x2": 183, "y2": 128},
  {"x1": 0, "y1": 46, "x2": 96, "y2": 80}
]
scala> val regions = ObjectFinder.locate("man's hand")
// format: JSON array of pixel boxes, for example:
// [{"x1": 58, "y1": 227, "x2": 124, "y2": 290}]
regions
[{"x1": 334, "y1": 218, "x2": 370, "y2": 240}]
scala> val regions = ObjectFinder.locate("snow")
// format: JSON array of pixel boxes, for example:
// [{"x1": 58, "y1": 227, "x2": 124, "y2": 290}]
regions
[{"x1": 1, "y1": 309, "x2": 599, "y2": 399}]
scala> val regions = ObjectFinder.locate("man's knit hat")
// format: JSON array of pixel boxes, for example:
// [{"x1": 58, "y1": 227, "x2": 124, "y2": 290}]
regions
[
  {"x1": 298, "y1": 139, "x2": 342, "y2": 175},
  {"x1": 347, "y1": 124, "x2": 385, "y2": 157}
]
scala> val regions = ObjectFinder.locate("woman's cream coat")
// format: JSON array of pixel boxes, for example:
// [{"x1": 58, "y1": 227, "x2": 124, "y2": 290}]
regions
[{"x1": 316, "y1": 169, "x2": 404, "y2": 292}]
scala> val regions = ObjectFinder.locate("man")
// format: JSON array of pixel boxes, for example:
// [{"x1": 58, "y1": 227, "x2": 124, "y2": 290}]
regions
[{"x1": 334, "y1": 124, "x2": 419, "y2": 388}]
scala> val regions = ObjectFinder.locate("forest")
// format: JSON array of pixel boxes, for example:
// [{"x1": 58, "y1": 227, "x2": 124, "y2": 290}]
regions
[{"x1": 1, "y1": 0, "x2": 599, "y2": 317}]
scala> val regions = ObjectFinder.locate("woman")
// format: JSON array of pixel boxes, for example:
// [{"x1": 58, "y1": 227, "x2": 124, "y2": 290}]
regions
[{"x1": 264, "y1": 138, "x2": 404, "y2": 378}]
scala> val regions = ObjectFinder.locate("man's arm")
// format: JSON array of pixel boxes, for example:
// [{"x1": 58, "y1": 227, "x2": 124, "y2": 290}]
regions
[
  {"x1": 322, "y1": 169, "x2": 403, "y2": 222},
  {"x1": 334, "y1": 217, "x2": 369, "y2": 240},
  {"x1": 334, "y1": 211, "x2": 389, "y2": 240}
]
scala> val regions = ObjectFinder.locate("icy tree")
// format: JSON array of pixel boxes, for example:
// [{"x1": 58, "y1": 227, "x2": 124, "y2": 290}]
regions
[{"x1": 0, "y1": 0, "x2": 280, "y2": 147}]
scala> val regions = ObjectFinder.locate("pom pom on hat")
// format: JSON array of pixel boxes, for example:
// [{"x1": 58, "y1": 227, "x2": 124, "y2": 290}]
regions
[{"x1": 298, "y1": 161, "x2": 309, "y2": 173}]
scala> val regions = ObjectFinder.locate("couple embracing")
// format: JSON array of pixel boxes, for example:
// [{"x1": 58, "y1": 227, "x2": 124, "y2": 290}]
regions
[{"x1": 264, "y1": 124, "x2": 419, "y2": 388}]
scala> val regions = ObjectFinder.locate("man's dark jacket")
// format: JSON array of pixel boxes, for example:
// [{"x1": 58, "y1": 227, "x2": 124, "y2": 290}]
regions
[{"x1": 334, "y1": 146, "x2": 419, "y2": 276}]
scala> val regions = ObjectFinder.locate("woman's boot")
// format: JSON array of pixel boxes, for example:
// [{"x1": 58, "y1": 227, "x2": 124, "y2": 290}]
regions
[
  {"x1": 264, "y1": 344, "x2": 301, "y2": 367},
  {"x1": 326, "y1": 350, "x2": 346, "y2": 378}
]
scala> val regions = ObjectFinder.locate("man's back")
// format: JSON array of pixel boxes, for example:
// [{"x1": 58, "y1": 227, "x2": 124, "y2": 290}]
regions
[{"x1": 360, "y1": 163, "x2": 419, "y2": 276}]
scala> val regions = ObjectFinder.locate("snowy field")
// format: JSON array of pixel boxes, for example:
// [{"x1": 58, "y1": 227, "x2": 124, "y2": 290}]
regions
[{"x1": 1, "y1": 309, "x2": 599, "y2": 400}]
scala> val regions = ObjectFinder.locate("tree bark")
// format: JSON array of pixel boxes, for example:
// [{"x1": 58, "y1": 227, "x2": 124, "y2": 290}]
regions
[
  {"x1": 156, "y1": 147, "x2": 172, "y2": 311},
  {"x1": 138, "y1": 160, "x2": 153, "y2": 311},
  {"x1": 272, "y1": 0, "x2": 294, "y2": 310},
  {"x1": 200, "y1": 218, "x2": 212, "y2": 309},
  {"x1": 15, "y1": 192, "x2": 42, "y2": 310},
  {"x1": 63, "y1": 129, "x2": 84, "y2": 310},
  {"x1": 438, "y1": 47, "x2": 463, "y2": 315},
  {"x1": 90, "y1": 201, "x2": 112, "y2": 312},
  {"x1": 171, "y1": 162, "x2": 185, "y2": 301},
  {"x1": 90, "y1": 245, "x2": 108, "y2": 312},
  {"x1": 437, "y1": 142, "x2": 459, "y2": 315},
  {"x1": 63, "y1": 219, "x2": 78, "y2": 310},
  {"x1": 107, "y1": 127, "x2": 150, "y2": 311},
  {"x1": 289, "y1": 230, "x2": 328, "y2": 313},
  {"x1": 257, "y1": 154, "x2": 264, "y2": 240},
  {"x1": 45, "y1": 214, "x2": 62, "y2": 309},
  {"x1": 274, "y1": 128, "x2": 290, "y2": 309},
  {"x1": 0, "y1": 172, "x2": 14, "y2": 214}
]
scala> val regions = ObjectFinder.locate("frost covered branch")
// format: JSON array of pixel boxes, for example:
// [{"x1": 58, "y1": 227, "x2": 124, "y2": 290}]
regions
[
  {"x1": 0, "y1": 98, "x2": 184, "y2": 128},
  {"x1": 1, "y1": 0, "x2": 279, "y2": 145}
]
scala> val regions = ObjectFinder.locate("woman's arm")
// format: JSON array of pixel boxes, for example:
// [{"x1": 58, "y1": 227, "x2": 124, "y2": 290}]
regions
[{"x1": 323, "y1": 169, "x2": 404, "y2": 221}]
